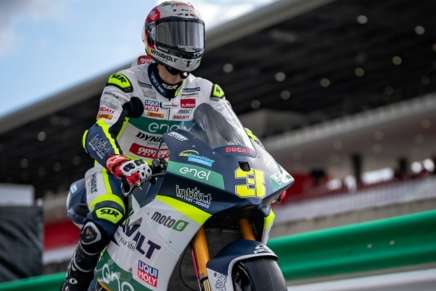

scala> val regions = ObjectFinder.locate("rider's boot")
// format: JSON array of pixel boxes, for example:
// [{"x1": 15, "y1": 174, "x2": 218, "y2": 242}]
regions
[{"x1": 61, "y1": 221, "x2": 109, "y2": 291}]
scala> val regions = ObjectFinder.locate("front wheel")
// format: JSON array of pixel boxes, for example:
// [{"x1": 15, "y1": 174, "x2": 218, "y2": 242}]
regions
[{"x1": 232, "y1": 258, "x2": 287, "y2": 291}]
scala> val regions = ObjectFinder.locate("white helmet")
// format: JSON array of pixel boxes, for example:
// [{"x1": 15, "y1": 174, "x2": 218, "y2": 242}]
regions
[{"x1": 142, "y1": 1, "x2": 205, "y2": 72}]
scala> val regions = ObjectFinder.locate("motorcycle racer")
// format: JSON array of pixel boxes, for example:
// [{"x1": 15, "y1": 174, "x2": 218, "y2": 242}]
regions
[{"x1": 61, "y1": 2, "x2": 229, "y2": 290}]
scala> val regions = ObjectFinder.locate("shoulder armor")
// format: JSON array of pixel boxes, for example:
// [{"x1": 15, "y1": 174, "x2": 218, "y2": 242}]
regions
[
  {"x1": 211, "y1": 83, "x2": 225, "y2": 99},
  {"x1": 106, "y1": 72, "x2": 133, "y2": 93}
]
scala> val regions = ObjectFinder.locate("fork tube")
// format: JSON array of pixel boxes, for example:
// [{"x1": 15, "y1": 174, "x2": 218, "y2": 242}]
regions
[
  {"x1": 239, "y1": 218, "x2": 256, "y2": 240},
  {"x1": 192, "y1": 227, "x2": 211, "y2": 291}
]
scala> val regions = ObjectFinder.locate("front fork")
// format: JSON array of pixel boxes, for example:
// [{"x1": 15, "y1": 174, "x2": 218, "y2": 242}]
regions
[{"x1": 192, "y1": 218, "x2": 256, "y2": 291}]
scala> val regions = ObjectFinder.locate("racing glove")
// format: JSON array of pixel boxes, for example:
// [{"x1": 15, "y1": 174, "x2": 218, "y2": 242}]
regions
[{"x1": 106, "y1": 155, "x2": 152, "y2": 188}]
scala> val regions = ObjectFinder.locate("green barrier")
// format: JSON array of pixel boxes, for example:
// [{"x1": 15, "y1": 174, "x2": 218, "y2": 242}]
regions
[
  {"x1": 268, "y1": 209, "x2": 436, "y2": 281},
  {"x1": 1, "y1": 210, "x2": 435, "y2": 290},
  {"x1": 0, "y1": 272, "x2": 64, "y2": 291}
]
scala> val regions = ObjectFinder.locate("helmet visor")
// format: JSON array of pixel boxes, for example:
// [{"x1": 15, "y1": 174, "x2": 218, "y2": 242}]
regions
[{"x1": 155, "y1": 18, "x2": 205, "y2": 53}]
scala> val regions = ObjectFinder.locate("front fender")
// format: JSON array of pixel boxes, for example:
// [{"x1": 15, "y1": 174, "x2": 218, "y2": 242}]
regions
[{"x1": 206, "y1": 239, "x2": 277, "y2": 291}]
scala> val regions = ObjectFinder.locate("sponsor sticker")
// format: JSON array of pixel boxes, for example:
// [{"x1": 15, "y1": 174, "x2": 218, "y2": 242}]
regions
[
  {"x1": 177, "y1": 109, "x2": 192, "y2": 115},
  {"x1": 147, "y1": 111, "x2": 165, "y2": 118},
  {"x1": 95, "y1": 207, "x2": 123, "y2": 224},
  {"x1": 137, "y1": 55, "x2": 151, "y2": 65},
  {"x1": 120, "y1": 218, "x2": 162, "y2": 260},
  {"x1": 137, "y1": 260, "x2": 159, "y2": 287},
  {"x1": 151, "y1": 211, "x2": 188, "y2": 231},
  {"x1": 104, "y1": 91, "x2": 125, "y2": 101},
  {"x1": 176, "y1": 185, "x2": 212, "y2": 209},
  {"x1": 96, "y1": 113, "x2": 113, "y2": 120},
  {"x1": 167, "y1": 131, "x2": 188, "y2": 141},
  {"x1": 151, "y1": 47, "x2": 178, "y2": 63},
  {"x1": 89, "y1": 136, "x2": 112, "y2": 159},
  {"x1": 160, "y1": 101, "x2": 179, "y2": 109},
  {"x1": 179, "y1": 149, "x2": 199, "y2": 157},
  {"x1": 270, "y1": 172, "x2": 293, "y2": 186},
  {"x1": 99, "y1": 263, "x2": 137, "y2": 291},
  {"x1": 97, "y1": 105, "x2": 115, "y2": 120},
  {"x1": 180, "y1": 98, "x2": 196, "y2": 108},
  {"x1": 89, "y1": 172, "x2": 98, "y2": 194},
  {"x1": 137, "y1": 80, "x2": 152, "y2": 88},
  {"x1": 188, "y1": 156, "x2": 214, "y2": 167},
  {"x1": 98, "y1": 106, "x2": 115, "y2": 114},
  {"x1": 136, "y1": 132, "x2": 162, "y2": 143},
  {"x1": 144, "y1": 99, "x2": 160, "y2": 112},
  {"x1": 224, "y1": 146, "x2": 254, "y2": 155},
  {"x1": 167, "y1": 161, "x2": 225, "y2": 189},
  {"x1": 179, "y1": 149, "x2": 214, "y2": 167},
  {"x1": 214, "y1": 273, "x2": 226, "y2": 291},
  {"x1": 182, "y1": 87, "x2": 200, "y2": 93},
  {"x1": 173, "y1": 114, "x2": 190, "y2": 120},
  {"x1": 130, "y1": 143, "x2": 168, "y2": 159},
  {"x1": 129, "y1": 117, "x2": 184, "y2": 135}
]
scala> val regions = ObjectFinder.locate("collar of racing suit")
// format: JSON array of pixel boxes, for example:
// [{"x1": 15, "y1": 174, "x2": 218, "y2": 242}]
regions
[{"x1": 148, "y1": 63, "x2": 183, "y2": 99}]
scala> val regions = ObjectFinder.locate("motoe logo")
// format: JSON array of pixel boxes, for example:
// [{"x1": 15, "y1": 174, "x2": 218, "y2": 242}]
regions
[
  {"x1": 176, "y1": 185, "x2": 212, "y2": 209},
  {"x1": 151, "y1": 211, "x2": 188, "y2": 231},
  {"x1": 167, "y1": 161, "x2": 225, "y2": 189}
]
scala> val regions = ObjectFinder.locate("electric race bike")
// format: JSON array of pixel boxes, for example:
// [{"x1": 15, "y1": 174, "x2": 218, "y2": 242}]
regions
[{"x1": 67, "y1": 101, "x2": 294, "y2": 291}]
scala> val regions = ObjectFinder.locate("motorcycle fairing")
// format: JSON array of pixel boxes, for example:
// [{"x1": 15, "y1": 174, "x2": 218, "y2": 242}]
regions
[
  {"x1": 206, "y1": 239, "x2": 277, "y2": 291},
  {"x1": 93, "y1": 102, "x2": 293, "y2": 290},
  {"x1": 95, "y1": 195, "x2": 211, "y2": 291},
  {"x1": 261, "y1": 210, "x2": 276, "y2": 243},
  {"x1": 163, "y1": 129, "x2": 293, "y2": 210}
]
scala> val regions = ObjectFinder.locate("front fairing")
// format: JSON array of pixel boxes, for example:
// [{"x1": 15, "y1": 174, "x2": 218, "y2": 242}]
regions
[{"x1": 161, "y1": 102, "x2": 294, "y2": 216}]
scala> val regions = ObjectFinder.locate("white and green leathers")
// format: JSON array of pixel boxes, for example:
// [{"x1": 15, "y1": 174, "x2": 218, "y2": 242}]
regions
[
  {"x1": 83, "y1": 59, "x2": 226, "y2": 167},
  {"x1": 81, "y1": 58, "x2": 226, "y2": 229}
]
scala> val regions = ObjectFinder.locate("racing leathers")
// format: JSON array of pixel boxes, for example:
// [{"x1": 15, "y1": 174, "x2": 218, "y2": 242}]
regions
[{"x1": 62, "y1": 58, "x2": 227, "y2": 290}]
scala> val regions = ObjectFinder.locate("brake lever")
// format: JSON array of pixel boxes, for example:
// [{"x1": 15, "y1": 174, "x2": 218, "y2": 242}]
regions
[{"x1": 121, "y1": 159, "x2": 167, "y2": 195}]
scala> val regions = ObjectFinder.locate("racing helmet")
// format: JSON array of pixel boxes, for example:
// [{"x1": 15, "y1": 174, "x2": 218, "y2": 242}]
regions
[{"x1": 142, "y1": 1, "x2": 205, "y2": 72}]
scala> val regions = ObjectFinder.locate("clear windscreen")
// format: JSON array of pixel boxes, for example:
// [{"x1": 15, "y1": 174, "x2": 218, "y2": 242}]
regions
[
  {"x1": 155, "y1": 18, "x2": 205, "y2": 52},
  {"x1": 182, "y1": 101, "x2": 254, "y2": 151}
]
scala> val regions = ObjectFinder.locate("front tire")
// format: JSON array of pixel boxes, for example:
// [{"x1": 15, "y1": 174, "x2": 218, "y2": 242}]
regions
[{"x1": 232, "y1": 258, "x2": 287, "y2": 291}]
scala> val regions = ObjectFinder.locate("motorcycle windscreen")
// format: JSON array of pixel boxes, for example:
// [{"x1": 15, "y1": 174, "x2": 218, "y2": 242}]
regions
[{"x1": 181, "y1": 101, "x2": 255, "y2": 151}]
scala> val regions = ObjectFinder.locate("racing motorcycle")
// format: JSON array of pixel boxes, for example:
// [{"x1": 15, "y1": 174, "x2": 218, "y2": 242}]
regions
[{"x1": 67, "y1": 101, "x2": 294, "y2": 291}]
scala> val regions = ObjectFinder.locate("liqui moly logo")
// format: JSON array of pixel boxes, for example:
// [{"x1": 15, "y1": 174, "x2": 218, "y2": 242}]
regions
[{"x1": 137, "y1": 260, "x2": 159, "y2": 287}]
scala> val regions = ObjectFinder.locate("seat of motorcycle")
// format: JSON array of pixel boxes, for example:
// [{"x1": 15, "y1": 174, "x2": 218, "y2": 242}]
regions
[{"x1": 66, "y1": 178, "x2": 89, "y2": 226}]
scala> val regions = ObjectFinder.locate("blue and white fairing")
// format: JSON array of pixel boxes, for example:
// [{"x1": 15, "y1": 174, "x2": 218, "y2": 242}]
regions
[{"x1": 162, "y1": 101, "x2": 294, "y2": 221}]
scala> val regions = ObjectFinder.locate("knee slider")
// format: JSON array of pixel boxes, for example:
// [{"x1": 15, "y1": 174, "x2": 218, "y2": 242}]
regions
[{"x1": 80, "y1": 221, "x2": 109, "y2": 255}]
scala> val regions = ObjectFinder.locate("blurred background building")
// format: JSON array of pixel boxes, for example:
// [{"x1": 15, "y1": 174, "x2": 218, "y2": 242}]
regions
[{"x1": 1, "y1": 0, "x2": 436, "y2": 276}]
